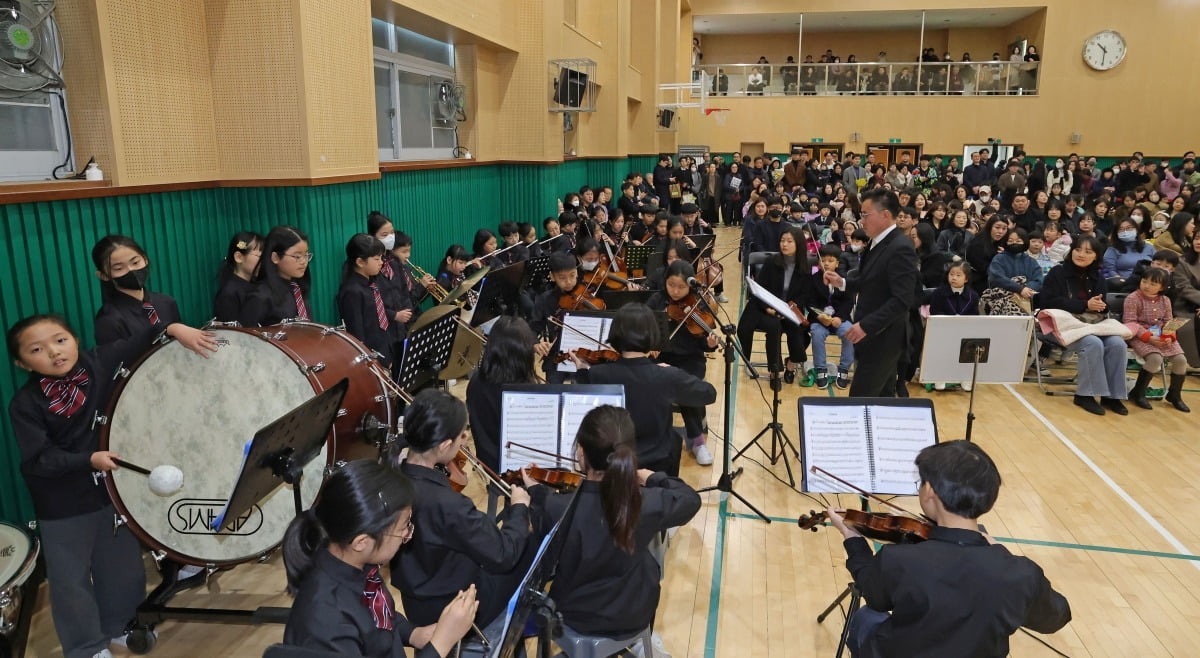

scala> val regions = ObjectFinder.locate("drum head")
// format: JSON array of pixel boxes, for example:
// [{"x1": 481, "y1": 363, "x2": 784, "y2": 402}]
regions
[
  {"x1": 105, "y1": 330, "x2": 328, "y2": 566},
  {"x1": 0, "y1": 521, "x2": 35, "y2": 588}
]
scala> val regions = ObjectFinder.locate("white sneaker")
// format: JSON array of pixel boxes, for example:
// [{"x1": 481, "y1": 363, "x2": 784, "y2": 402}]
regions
[
  {"x1": 692, "y1": 443, "x2": 714, "y2": 466},
  {"x1": 92, "y1": 651, "x2": 114, "y2": 658},
  {"x1": 934, "y1": 382, "x2": 946, "y2": 391},
  {"x1": 960, "y1": 381, "x2": 973, "y2": 392},
  {"x1": 716, "y1": 293, "x2": 729, "y2": 303}
]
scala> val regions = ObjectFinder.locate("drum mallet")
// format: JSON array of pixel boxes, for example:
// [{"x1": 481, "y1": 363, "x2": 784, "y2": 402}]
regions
[{"x1": 113, "y1": 458, "x2": 185, "y2": 496}]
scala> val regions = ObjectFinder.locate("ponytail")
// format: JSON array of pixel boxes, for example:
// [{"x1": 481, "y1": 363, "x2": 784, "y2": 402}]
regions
[
  {"x1": 600, "y1": 440, "x2": 642, "y2": 553},
  {"x1": 282, "y1": 508, "x2": 328, "y2": 595},
  {"x1": 577, "y1": 406, "x2": 642, "y2": 553}
]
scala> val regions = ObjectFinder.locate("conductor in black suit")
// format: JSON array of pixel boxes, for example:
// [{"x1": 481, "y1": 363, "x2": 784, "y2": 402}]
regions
[{"x1": 822, "y1": 189, "x2": 918, "y2": 397}]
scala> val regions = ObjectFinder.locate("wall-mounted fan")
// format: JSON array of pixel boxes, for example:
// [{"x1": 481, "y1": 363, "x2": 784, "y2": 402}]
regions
[
  {"x1": 431, "y1": 78, "x2": 466, "y2": 128},
  {"x1": 0, "y1": 0, "x2": 64, "y2": 97}
]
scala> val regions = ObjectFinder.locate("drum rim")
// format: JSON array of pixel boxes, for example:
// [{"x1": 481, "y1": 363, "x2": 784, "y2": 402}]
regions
[
  {"x1": 99, "y1": 326, "x2": 327, "y2": 567},
  {"x1": 0, "y1": 521, "x2": 39, "y2": 589}
]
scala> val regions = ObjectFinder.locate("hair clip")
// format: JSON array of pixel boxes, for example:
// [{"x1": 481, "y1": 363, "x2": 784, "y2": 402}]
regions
[
  {"x1": 377, "y1": 491, "x2": 389, "y2": 513},
  {"x1": 235, "y1": 241, "x2": 248, "y2": 250}
]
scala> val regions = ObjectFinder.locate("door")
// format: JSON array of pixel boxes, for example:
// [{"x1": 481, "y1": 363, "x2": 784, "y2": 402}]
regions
[
  {"x1": 739, "y1": 142, "x2": 765, "y2": 159},
  {"x1": 869, "y1": 147, "x2": 891, "y2": 167}
]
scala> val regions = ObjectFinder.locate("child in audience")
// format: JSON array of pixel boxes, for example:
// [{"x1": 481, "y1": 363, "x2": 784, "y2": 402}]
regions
[
  {"x1": 1124, "y1": 267, "x2": 1191, "y2": 412},
  {"x1": 1041, "y1": 221, "x2": 1072, "y2": 264},
  {"x1": 1124, "y1": 250, "x2": 1180, "y2": 294},
  {"x1": 927, "y1": 262, "x2": 980, "y2": 390},
  {"x1": 1029, "y1": 232, "x2": 1055, "y2": 274},
  {"x1": 808, "y1": 246, "x2": 855, "y2": 389}
]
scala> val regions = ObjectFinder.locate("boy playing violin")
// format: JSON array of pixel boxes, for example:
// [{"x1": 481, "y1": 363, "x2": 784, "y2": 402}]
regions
[
  {"x1": 531, "y1": 252, "x2": 588, "y2": 385},
  {"x1": 827, "y1": 440, "x2": 1071, "y2": 658}
]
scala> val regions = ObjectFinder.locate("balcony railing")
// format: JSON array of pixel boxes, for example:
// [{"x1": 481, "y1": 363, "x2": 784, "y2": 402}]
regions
[{"x1": 693, "y1": 61, "x2": 1039, "y2": 97}]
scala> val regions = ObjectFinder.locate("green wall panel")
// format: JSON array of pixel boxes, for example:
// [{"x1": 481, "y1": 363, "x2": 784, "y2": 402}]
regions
[{"x1": 0, "y1": 156, "x2": 653, "y2": 523}]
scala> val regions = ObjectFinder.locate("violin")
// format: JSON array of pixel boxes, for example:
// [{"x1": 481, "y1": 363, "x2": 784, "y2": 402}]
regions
[
  {"x1": 438, "y1": 451, "x2": 470, "y2": 493},
  {"x1": 666, "y1": 293, "x2": 718, "y2": 339},
  {"x1": 798, "y1": 508, "x2": 933, "y2": 544},
  {"x1": 553, "y1": 347, "x2": 620, "y2": 364},
  {"x1": 500, "y1": 466, "x2": 584, "y2": 493},
  {"x1": 559, "y1": 283, "x2": 606, "y2": 311},
  {"x1": 586, "y1": 256, "x2": 636, "y2": 291}
]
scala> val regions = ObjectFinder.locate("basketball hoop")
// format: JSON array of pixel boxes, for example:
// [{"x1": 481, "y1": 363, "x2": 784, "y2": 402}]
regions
[{"x1": 704, "y1": 107, "x2": 730, "y2": 126}]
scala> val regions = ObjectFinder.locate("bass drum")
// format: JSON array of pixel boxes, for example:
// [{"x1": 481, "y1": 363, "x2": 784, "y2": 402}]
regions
[
  {"x1": 101, "y1": 322, "x2": 393, "y2": 567},
  {"x1": 0, "y1": 521, "x2": 38, "y2": 640}
]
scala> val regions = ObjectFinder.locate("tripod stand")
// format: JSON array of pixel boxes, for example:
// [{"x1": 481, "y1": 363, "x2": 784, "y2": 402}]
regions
[
  {"x1": 733, "y1": 371, "x2": 801, "y2": 487},
  {"x1": 697, "y1": 323, "x2": 769, "y2": 523}
]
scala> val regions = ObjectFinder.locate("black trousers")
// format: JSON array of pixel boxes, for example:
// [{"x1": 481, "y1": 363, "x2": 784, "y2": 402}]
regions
[
  {"x1": 849, "y1": 323, "x2": 905, "y2": 397},
  {"x1": 737, "y1": 304, "x2": 810, "y2": 373}
]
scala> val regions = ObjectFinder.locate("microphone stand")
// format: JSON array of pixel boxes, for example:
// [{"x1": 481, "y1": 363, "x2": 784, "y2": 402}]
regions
[{"x1": 697, "y1": 292, "x2": 769, "y2": 523}]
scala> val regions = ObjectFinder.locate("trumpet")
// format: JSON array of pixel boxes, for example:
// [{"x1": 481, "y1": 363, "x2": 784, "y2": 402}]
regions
[{"x1": 406, "y1": 261, "x2": 449, "y2": 302}]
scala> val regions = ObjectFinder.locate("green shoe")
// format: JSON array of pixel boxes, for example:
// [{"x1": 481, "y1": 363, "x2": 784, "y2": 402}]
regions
[
  {"x1": 1146, "y1": 387, "x2": 1165, "y2": 398},
  {"x1": 799, "y1": 368, "x2": 817, "y2": 387}
]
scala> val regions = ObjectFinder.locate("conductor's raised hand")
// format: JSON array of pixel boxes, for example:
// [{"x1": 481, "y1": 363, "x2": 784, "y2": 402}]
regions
[{"x1": 823, "y1": 270, "x2": 844, "y2": 288}]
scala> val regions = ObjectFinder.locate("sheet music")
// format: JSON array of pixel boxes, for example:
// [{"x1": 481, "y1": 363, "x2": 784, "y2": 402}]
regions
[
  {"x1": 556, "y1": 313, "x2": 612, "y2": 373},
  {"x1": 500, "y1": 392, "x2": 561, "y2": 471},
  {"x1": 869, "y1": 406, "x2": 936, "y2": 495},
  {"x1": 560, "y1": 392, "x2": 625, "y2": 458},
  {"x1": 746, "y1": 277, "x2": 804, "y2": 325},
  {"x1": 802, "y1": 404, "x2": 873, "y2": 493}
]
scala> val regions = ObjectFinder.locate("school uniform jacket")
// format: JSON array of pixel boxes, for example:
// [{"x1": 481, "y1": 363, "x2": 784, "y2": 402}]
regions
[
  {"x1": 337, "y1": 274, "x2": 403, "y2": 367},
  {"x1": 390, "y1": 463, "x2": 534, "y2": 627},
  {"x1": 529, "y1": 474, "x2": 701, "y2": 637},
  {"x1": 8, "y1": 322, "x2": 159, "y2": 519},
  {"x1": 284, "y1": 550, "x2": 438, "y2": 658},
  {"x1": 94, "y1": 290, "x2": 180, "y2": 346},
  {"x1": 212, "y1": 276, "x2": 257, "y2": 324},
  {"x1": 576, "y1": 357, "x2": 716, "y2": 468},
  {"x1": 808, "y1": 270, "x2": 855, "y2": 321},
  {"x1": 240, "y1": 280, "x2": 308, "y2": 327},
  {"x1": 375, "y1": 254, "x2": 415, "y2": 338}
]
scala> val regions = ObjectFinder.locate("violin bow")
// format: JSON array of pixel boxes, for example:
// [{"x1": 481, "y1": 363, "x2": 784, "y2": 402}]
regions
[
  {"x1": 810, "y1": 465, "x2": 924, "y2": 520},
  {"x1": 546, "y1": 316, "x2": 617, "y2": 353},
  {"x1": 506, "y1": 441, "x2": 579, "y2": 466}
]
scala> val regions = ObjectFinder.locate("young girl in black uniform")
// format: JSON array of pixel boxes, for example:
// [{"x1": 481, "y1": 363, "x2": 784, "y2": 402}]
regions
[
  {"x1": 282, "y1": 459, "x2": 477, "y2": 657},
  {"x1": 466, "y1": 316, "x2": 539, "y2": 472},
  {"x1": 470, "y1": 229, "x2": 500, "y2": 273},
  {"x1": 242, "y1": 226, "x2": 314, "y2": 326},
  {"x1": 571, "y1": 304, "x2": 716, "y2": 476},
  {"x1": 7, "y1": 313, "x2": 216, "y2": 658},
  {"x1": 391, "y1": 231, "x2": 436, "y2": 328},
  {"x1": 212, "y1": 231, "x2": 263, "y2": 324},
  {"x1": 435, "y1": 244, "x2": 472, "y2": 292},
  {"x1": 390, "y1": 390, "x2": 538, "y2": 635},
  {"x1": 337, "y1": 235, "x2": 403, "y2": 369},
  {"x1": 642, "y1": 239, "x2": 691, "y2": 292},
  {"x1": 647, "y1": 260, "x2": 718, "y2": 466},
  {"x1": 367, "y1": 212, "x2": 415, "y2": 336},
  {"x1": 529, "y1": 405, "x2": 700, "y2": 649},
  {"x1": 91, "y1": 234, "x2": 214, "y2": 355}
]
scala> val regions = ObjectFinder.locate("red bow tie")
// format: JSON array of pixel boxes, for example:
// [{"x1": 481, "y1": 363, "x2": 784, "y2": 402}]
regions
[
  {"x1": 39, "y1": 368, "x2": 90, "y2": 418},
  {"x1": 362, "y1": 565, "x2": 394, "y2": 631}
]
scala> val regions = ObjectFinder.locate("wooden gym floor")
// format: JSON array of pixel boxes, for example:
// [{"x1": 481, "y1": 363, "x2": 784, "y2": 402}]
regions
[{"x1": 22, "y1": 226, "x2": 1200, "y2": 657}]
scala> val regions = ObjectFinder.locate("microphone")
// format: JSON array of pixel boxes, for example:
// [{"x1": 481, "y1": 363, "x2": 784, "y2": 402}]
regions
[{"x1": 686, "y1": 276, "x2": 703, "y2": 288}]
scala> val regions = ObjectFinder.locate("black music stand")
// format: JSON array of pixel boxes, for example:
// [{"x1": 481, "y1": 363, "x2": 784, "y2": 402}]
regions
[
  {"x1": 474, "y1": 261, "x2": 526, "y2": 327},
  {"x1": 490, "y1": 489, "x2": 582, "y2": 658},
  {"x1": 689, "y1": 233, "x2": 716, "y2": 257},
  {"x1": 521, "y1": 256, "x2": 552, "y2": 293},
  {"x1": 598, "y1": 288, "x2": 655, "y2": 308},
  {"x1": 128, "y1": 382, "x2": 350, "y2": 647},
  {"x1": 396, "y1": 306, "x2": 460, "y2": 393},
  {"x1": 624, "y1": 245, "x2": 657, "y2": 276}
]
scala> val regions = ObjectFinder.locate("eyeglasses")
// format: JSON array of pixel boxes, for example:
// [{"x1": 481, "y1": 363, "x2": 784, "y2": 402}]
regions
[
  {"x1": 286, "y1": 252, "x2": 314, "y2": 263},
  {"x1": 387, "y1": 519, "x2": 415, "y2": 540}
]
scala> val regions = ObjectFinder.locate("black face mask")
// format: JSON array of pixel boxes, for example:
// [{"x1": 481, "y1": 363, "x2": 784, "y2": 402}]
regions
[
  {"x1": 1004, "y1": 243, "x2": 1028, "y2": 255},
  {"x1": 113, "y1": 266, "x2": 150, "y2": 290}
]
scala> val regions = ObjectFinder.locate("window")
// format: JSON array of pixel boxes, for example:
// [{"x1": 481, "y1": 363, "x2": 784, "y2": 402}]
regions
[{"x1": 372, "y1": 19, "x2": 457, "y2": 161}]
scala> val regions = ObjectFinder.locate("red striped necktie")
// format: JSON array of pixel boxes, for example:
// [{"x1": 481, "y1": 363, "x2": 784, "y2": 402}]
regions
[
  {"x1": 142, "y1": 302, "x2": 160, "y2": 325},
  {"x1": 361, "y1": 565, "x2": 394, "y2": 630},
  {"x1": 381, "y1": 259, "x2": 394, "y2": 279},
  {"x1": 290, "y1": 282, "x2": 309, "y2": 320},
  {"x1": 371, "y1": 282, "x2": 388, "y2": 330},
  {"x1": 39, "y1": 368, "x2": 90, "y2": 418}
]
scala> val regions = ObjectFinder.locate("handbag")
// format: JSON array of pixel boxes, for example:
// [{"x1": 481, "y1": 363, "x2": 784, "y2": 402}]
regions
[
  {"x1": 1072, "y1": 311, "x2": 1106, "y2": 324},
  {"x1": 669, "y1": 183, "x2": 682, "y2": 199}
]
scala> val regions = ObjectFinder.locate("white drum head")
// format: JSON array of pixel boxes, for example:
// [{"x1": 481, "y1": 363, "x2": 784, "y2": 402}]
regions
[
  {"x1": 0, "y1": 522, "x2": 33, "y2": 588},
  {"x1": 107, "y1": 330, "x2": 328, "y2": 565}
]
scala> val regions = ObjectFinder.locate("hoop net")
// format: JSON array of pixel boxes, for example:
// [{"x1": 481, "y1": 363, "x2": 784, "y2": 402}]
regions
[{"x1": 704, "y1": 108, "x2": 729, "y2": 126}]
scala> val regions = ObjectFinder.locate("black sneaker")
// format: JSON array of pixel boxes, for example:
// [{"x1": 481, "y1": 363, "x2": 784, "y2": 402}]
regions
[
  {"x1": 1073, "y1": 395, "x2": 1105, "y2": 416},
  {"x1": 815, "y1": 371, "x2": 829, "y2": 388},
  {"x1": 783, "y1": 369, "x2": 796, "y2": 384},
  {"x1": 835, "y1": 371, "x2": 850, "y2": 389}
]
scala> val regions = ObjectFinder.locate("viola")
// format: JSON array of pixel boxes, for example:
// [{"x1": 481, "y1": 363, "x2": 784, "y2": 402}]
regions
[
  {"x1": 797, "y1": 508, "x2": 933, "y2": 544},
  {"x1": 553, "y1": 347, "x2": 620, "y2": 364},
  {"x1": 666, "y1": 293, "x2": 718, "y2": 339},
  {"x1": 500, "y1": 466, "x2": 584, "y2": 493},
  {"x1": 559, "y1": 283, "x2": 606, "y2": 311}
]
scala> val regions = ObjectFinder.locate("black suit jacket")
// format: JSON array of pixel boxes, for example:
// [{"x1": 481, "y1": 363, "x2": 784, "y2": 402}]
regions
[
  {"x1": 845, "y1": 228, "x2": 918, "y2": 354},
  {"x1": 748, "y1": 256, "x2": 816, "y2": 319}
]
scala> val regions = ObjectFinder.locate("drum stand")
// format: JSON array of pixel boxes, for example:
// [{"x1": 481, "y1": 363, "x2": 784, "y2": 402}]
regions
[{"x1": 128, "y1": 383, "x2": 349, "y2": 653}]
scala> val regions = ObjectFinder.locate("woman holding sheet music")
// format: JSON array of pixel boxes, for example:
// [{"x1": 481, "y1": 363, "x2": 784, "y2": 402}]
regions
[
  {"x1": 735, "y1": 226, "x2": 815, "y2": 381},
  {"x1": 390, "y1": 390, "x2": 541, "y2": 636}
]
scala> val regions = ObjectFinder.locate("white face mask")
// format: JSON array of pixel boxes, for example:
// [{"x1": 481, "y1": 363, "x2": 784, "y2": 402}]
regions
[
  {"x1": 850, "y1": 244, "x2": 863, "y2": 253},
  {"x1": 580, "y1": 260, "x2": 598, "y2": 271},
  {"x1": 380, "y1": 234, "x2": 396, "y2": 251},
  {"x1": 1130, "y1": 214, "x2": 1144, "y2": 225},
  {"x1": 1153, "y1": 219, "x2": 1168, "y2": 230}
]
